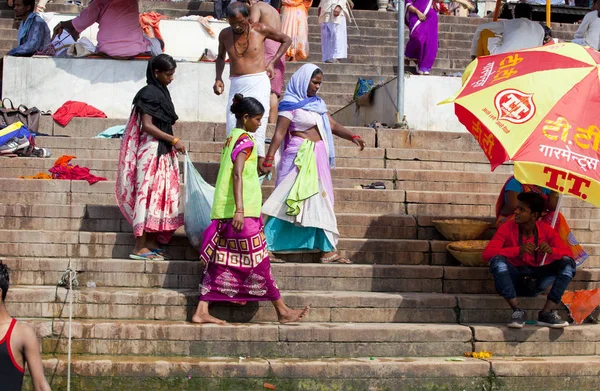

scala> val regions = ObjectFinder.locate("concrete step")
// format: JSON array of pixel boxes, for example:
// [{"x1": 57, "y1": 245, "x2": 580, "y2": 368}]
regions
[
  {"x1": 4, "y1": 256, "x2": 599, "y2": 291},
  {"x1": 33, "y1": 354, "x2": 600, "y2": 390},
  {"x1": 25, "y1": 318, "x2": 600, "y2": 358},
  {"x1": 29, "y1": 319, "x2": 473, "y2": 358},
  {"x1": 5, "y1": 286, "x2": 581, "y2": 324},
  {"x1": 8, "y1": 286, "x2": 460, "y2": 323}
]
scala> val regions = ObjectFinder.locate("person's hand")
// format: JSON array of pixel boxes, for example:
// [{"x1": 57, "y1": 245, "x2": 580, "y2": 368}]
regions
[
  {"x1": 266, "y1": 62, "x2": 275, "y2": 80},
  {"x1": 417, "y1": 11, "x2": 426, "y2": 21},
  {"x1": 52, "y1": 23, "x2": 64, "y2": 40},
  {"x1": 213, "y1": 79, "x2": 225, "y2": 95},
  {"x1": 538, "y1": 242, "x2": 553, "y2": 255},
  {"x1": 257, "y1": 157, "x2": 267, "y2": 175},
  {"x1": 174, "y1": 140, "x2": 186, "y2": 154},
  {"x1": 352, "y1": 137, "x2": 366, "y2": 151},
  {"x1": 35, "y1": 5, "x2": 45, "y2": 12},
  {"x1": 232, "y1": 211, "x2": 244, "y2": 232},
  {"x1": 520, "y1": 242, "x2": 536, "y2": 255}
]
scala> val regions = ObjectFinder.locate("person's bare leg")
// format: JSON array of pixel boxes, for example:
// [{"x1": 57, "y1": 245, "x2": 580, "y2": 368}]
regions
[
  {"x1": 506, "y1": 297, "x2": 519, "y2": 310},
  {"x1": 132, "y1": 232, "x2": 159, "y2": 258},
  {"x1": 272, "y1": 299, "x2": 310, "y2": 324},
  {"x1": 269, "y1": 92, "x2": 279, "y2": 124},
  {"x1": 541, "y1": 299, "x2": 557, "y2": 314},
  {"x1": 191, "y1": 301, "x2": 226, "y2": 324}
]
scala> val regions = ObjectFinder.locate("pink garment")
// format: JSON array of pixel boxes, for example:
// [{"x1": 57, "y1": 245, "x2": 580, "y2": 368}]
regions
[
  {"x1": 264, "y1": 39, "x2": 286, "y2": 97},
  {"x1": 72, "y1": 0, "x2": 149, "y2": 57}
]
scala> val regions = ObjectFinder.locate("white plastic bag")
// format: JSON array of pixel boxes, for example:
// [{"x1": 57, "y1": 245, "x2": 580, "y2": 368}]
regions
[{"x1": 184, "y1": 154, "x2": 215, "y2": 249}]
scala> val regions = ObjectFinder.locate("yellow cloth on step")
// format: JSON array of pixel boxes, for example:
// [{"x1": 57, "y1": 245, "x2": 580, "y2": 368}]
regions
[{"x1": 286, "y1": 139, "x2": 319, "y2": 216}]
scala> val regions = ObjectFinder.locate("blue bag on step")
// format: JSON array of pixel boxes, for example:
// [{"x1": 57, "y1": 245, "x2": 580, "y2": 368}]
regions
[
  {"x1": 353, "y1": 78, "x2": 375, "y2": 101},
  {"x1": 183, "y1": 154, "x2": 215, "y2": 249}
]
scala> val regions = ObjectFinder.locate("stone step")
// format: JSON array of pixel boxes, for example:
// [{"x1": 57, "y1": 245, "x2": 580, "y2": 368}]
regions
[
  {"x1": 29, "y1": 319, "x2": 473, "y2": 358},
  {"x1": 8, "y1": 286, "x2": 460, "y2": 323},
  {"x1": 4, "y1": 286, "x2": 578, "y2": 324},
  {"x1": 25, "y1": 318, "x2": 600, "y2": 358},
  {"x1": 4, "y1": 257, "x2": 599, "y2": 291},
  {"x1": 32, "y1": 354, "x2": 600, "y2": 391}
]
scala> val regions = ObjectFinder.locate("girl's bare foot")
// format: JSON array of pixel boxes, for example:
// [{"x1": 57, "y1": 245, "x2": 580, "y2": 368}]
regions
[
  {"x1": 191, "y1": 313, "x2": 226, "y2": 325},
  {"x1": 278, "y1": 305, "x2": 310, "y2": 324}
]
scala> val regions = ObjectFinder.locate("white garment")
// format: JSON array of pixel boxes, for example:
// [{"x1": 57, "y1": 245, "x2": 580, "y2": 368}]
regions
[
  {"x1": 225, "y1": 71, "x2": 270, "y2": 158},
  {"x1": 321, "y1": 16, "x2": 348, "y2": 62},
  {"x1": 318, "y1": 0, "x2": 352, "y2": 24},
  {"x1": 573, "y1": 11, "x2": 600, "y2": 50},
  {"x1": 470, "y1": 19, "x2": 544, "y2": 56}
]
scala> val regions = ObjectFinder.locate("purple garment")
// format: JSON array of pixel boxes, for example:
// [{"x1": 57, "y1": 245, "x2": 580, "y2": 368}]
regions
[
  {"x1": 405, "y1": 0, "x2": 438, "y2": 73},
  {"x1": 198, "y1": 217, "x2": 281, "y2": 302},
  {"x1": 275, "y1": 136, "x2": 335, "y2": 207}
]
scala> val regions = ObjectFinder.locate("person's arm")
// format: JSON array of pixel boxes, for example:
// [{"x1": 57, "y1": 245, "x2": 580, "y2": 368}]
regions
[
  {"x1": 328, "y1": 114, "x2": 366, "y2": 150},
  {"x1": 141, "y1": 114, "x2": 186, "y2": 153},
  {"x1": 22, "y1": 325, "x2": 51, "y2": 391},
  {"x1": 231, "y1": 149, "x2": 247, "y2": 232},
  {"x1": 573, "y1": 13, "x2": 591, "y2": 39},
  {"x1": 8, "y1": 21, "x2": 47, "y2": 56},
  {"x1": 253, "y1": 23, "x2": 291, "y2": 78},
  {"x1": 539, "y1": 223, "x2": 573, "y2": 261},
  {"x1": 407, "y1": 3, "x2": 426, "y2": 21},
  {"x1": 213, "y1": 30, "x2": 227, "y2": 95},
  {"x1": 35, "y1": 0, "x2": 48, "y2": 12},
  {"x1": 499, "y1": 190, "x2": 519, "y2": 216},
  {"x1": 482, "y1": 223, "x2": 521, "y2": 261},
  {"x1": 261, "y1": 114, "x2": 292, "y2": 173},
  {"x1": 249, "y1": 3, "x2": 261, "y2": 24}
]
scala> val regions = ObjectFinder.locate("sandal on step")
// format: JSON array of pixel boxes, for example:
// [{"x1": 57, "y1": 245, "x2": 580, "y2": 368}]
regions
[
  {"x1": 151, "y1": 248, "x2": 170, "y2": 259},
  {"x1": 129, "y1": 252, "x2": 164, "y2": 260},
  {"x1": 320, "y1": 254, "x2": 352, "y2": 264}
]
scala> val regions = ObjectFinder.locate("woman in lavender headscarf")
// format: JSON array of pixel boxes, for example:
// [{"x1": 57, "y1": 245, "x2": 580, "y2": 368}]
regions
[
  {"x1": 260, "y1": 63, "x2": 365, "y2": 264},
  {"x1": 405, "y1": 0, "x2": 440, "y2": 75}
]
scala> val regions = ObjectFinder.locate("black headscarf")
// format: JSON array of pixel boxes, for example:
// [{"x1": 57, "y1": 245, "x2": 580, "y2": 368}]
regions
[{"x1": 132, "y1": 58, "x2": 179, "y2": 158}]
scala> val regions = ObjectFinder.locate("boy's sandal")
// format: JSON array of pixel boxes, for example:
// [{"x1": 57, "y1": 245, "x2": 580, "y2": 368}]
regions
[
  {"x1": 320, "y1": 254, "x2": 352, "y2": 264},
  {"x1": 129, "y1": 252, "x2": 164, "y2": 261}
]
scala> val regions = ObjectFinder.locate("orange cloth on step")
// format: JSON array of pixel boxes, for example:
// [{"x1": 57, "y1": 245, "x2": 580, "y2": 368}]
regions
[
  {"x1": 20, "y1": 172, "x2": 52, "y2": 179},
  {"x1": 140, "y1": 12, "x2": 168, "y2": 42},
  {"x1": 562, "y1": 289, "x2": 600, "y2": 325}
]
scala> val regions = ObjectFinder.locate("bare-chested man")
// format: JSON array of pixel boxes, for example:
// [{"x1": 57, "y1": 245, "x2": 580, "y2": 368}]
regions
[
  {"x1": 247, "y1": 0, "x2": 285, "y2": 124},
  {"x1": 214, "y1": 1, "x2": 291, "y2": 163},
  {"x1": 0, "y1": 263, "x2": 51, "y2": 391}
]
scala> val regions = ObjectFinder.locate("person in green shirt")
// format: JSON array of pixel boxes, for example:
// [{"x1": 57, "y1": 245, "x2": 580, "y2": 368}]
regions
[{"x1": 192, "y1": 93, "x2": 310, "y2": 325}]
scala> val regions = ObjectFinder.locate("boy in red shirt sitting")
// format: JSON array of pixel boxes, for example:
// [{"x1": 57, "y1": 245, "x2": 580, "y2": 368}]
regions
[{"x1": 483, "y1": 192, "x2": 576, "y2": 329}]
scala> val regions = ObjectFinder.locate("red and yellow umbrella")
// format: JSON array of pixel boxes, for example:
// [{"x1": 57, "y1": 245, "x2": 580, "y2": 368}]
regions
[{"x1": 441, "y1": 43, "x2": 600, "y2": 207}]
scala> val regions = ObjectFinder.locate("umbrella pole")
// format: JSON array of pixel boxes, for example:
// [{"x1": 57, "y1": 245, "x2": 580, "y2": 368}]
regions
[
  {"x1": 492, "y1": 0, "x2": 502, "y2": 21},
  {"x1": 540, "y1": 193, "x2": 563, "y2": 266}
]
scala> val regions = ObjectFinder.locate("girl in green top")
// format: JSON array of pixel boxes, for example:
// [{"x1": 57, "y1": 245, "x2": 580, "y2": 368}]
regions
[{"x1": 192, "y1": 94, "x2": 310, "y2": 325}]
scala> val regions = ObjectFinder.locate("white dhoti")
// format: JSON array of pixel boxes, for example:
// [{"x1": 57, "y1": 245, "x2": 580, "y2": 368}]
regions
[
  {"x1": 321, "y1": 16, "x2": 348, "y2": 62},
  {"x1": 225, "y1": 71, "x2": 271, "y2": 157}
]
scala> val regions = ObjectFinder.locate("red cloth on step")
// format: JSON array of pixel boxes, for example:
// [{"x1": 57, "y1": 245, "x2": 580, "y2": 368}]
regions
[
  {"x1": 52, "y1": 101, "x2": 107, "y2": 126},
  {"x1": 49, "y1": 155, "x2": 107, "y2": 185},
  {"x1": 140, "y1": 12, "x2": 167, "y2": 42}
]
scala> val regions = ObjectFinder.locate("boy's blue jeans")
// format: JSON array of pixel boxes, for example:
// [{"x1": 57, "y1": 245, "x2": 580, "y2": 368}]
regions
[{"x1": 489, "y1": 255, "x2": 576, "y2": 304}]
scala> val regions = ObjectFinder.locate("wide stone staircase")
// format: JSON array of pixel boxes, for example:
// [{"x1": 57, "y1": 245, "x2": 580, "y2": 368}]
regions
[
  {"x1": 0, "y1": 2, "x2": 599, "y2": 390},
  {"x1": 0, "y1": 1, "x2": 583, "y2": 112}
]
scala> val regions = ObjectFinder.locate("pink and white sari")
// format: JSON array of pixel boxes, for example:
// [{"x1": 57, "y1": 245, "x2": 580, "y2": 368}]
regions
[{"x1": 115, "y1": 111, "x2": 183, "y2": 243}]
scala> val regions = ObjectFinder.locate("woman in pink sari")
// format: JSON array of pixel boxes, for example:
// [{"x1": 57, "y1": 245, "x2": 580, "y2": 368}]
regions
[
  {"x1": 116, "y1": 54, "x2": 186, "y2": 260},
  {"x1": 405, "y1": 0, "x2": 439, "y2": 75},
  {"x1": 281, "y1": 0, "x2": 312, "y2": 61}
]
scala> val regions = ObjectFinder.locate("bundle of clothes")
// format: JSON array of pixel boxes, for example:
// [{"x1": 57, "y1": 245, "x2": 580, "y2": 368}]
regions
[{"x1": 20, "y1": 155, "x2": 107, "y2": 184}]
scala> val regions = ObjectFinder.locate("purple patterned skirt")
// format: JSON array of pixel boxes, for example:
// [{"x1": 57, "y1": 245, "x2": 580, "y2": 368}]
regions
[{"x1": 198, "y1": 217, "x2": 281, "y2": 302}]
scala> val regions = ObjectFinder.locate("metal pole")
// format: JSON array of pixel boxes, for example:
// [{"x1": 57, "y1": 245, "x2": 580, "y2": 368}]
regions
[{"x1": 396, "y1": 0, "x2": 406, "y2": 127}]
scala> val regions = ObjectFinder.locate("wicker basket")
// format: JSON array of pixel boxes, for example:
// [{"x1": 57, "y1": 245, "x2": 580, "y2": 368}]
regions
[
  {"x1": 447, "y1": 240, "x2": 490, "y2": 267},
  {"x1": 433, "y1": 219, "x2": 491, "y2": 241}
]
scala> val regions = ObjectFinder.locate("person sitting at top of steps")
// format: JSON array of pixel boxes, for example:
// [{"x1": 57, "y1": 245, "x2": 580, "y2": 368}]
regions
[
  {"x1": 482, "y1": 192, "x2": 576, "y2": 330},
  {"x1": 8, "y1": 0, "x2": 50, "y2": 57},
  {"x1": 51, "y1": 0, "x2": 162, "y2": 59},
  {"x1": 470, "y1": 3, "x2": 544, "y2": 59},
  {"x1": 0, "y1": 262, "x2": 51, "y2": 391}
]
